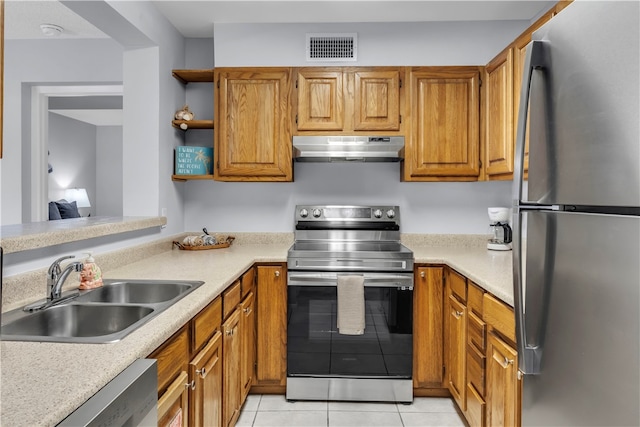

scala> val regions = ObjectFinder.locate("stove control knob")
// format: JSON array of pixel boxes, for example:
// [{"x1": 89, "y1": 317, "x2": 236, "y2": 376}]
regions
[
  {"x1": 386, "y1": 209, "x2": 396, "y2": 219},
  {"x1": 299, "y1": 208, "x2": 309, "y2": 218},
  {"x1": 312, "y1": 208, "x2": 322, "y2": 218},
  {"x1": 373, "y1": 209, "x2": 383, "y2": 218}
]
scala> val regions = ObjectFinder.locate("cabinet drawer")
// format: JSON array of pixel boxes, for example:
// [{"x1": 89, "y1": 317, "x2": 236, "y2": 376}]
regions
[
  {"x1": 467, "y1": 310, "x2": 486, "y2": 352},
  {"x1": 151, "y1": 326, "x2": 190, "y2": 395},
  {"x1": 466, "y1": 382, "x2": 486, "y2": 427},
  {"x1": 223, "y1": 280, "x2": 241, "y2": 320},
  {"x1": 449, "y1": 269, "x2": 467, "y2": 302},
  {"x1": 241, "y1": 268, "x2": 255, "y2": 299},
  {"x1": 466, "y1": 343, "x2": 485, "y2": 395},
  {"x1": 483, "y1": 293, "x2": 515, "y2": 343},
  {"x1": 467, "y1": 281, "x2": 484, "y2": 316},
  {"x1": 192, "y1": 297, "x2": 222, "y2": 353}
]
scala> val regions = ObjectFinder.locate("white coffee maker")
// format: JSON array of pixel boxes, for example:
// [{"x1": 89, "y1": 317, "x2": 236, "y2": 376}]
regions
[{"x1": 487, "y1": 207, "x2": 512, "y2": 251}]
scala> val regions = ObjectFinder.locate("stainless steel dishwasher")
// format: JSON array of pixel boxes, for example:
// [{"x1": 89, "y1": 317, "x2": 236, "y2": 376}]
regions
[{"x1": 58, "y1": 359, "x2": 158, "y2": 426}]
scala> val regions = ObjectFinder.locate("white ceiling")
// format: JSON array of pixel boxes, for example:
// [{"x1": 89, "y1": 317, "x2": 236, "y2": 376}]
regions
[
  {"x1": 4, "y1": 0, "x2": 107, "y2": 40},
  {"x1": 5, "y1": 0, "x2": 555, "y2": 40}
]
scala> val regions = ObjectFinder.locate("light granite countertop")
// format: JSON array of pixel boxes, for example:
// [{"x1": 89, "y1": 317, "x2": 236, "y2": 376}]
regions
[{"x1": 0, "y1": 236, "x2": 513, "y2": 426}]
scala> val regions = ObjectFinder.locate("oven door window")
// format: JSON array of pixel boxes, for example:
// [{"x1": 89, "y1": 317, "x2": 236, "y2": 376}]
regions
[{"x1": 287, "y1": 285, "x2": 412, "y2": 378}]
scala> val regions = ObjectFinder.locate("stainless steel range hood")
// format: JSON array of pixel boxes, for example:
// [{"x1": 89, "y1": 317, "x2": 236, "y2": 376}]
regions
[{"x1": 293, "y1": 136, "x2": 404, "y2": 162}]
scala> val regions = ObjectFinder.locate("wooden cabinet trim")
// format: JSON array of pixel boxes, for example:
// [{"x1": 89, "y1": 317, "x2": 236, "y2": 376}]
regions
[{"x1": 448, "y1": 269, "x2": 467, "y2": 302}]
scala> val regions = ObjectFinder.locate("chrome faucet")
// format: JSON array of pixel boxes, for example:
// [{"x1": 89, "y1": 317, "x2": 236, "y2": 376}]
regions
[{"x1": 48, "y1": 255, "x2": 84, "y2": 300}]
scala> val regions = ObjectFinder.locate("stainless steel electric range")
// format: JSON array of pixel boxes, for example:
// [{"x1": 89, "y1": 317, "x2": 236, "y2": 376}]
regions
[{"x1": 286, "y1": 205, "x2": 414, "y2": 403}]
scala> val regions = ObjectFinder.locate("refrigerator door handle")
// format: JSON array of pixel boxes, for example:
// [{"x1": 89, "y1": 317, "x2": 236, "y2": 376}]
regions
[
  {"x1": 513, "y1": 40, "x2": 547, "y2": 206},
  {"x1": 513, "y1": 40, "x2": 548, "y2": 376}
]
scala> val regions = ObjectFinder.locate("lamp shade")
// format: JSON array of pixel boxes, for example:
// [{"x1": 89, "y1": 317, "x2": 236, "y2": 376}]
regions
[{"x1": 64, "y1": 188, "x2": 91, "y2": 208}]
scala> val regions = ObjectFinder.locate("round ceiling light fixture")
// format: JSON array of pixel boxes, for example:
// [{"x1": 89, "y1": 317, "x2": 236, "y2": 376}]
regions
[{"x1": 40, "y1": 24, "x2": 64, "y2": 37}]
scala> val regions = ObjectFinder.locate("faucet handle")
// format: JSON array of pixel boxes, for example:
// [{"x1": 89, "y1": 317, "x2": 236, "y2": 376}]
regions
[{"x1": 48, "y1": 255, "x2": 76, "y2": 276}]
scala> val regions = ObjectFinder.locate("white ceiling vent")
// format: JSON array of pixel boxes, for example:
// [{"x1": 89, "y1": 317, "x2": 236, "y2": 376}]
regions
[{"x1": 306, "y1": 33, "x2": 357, "y2": 62}]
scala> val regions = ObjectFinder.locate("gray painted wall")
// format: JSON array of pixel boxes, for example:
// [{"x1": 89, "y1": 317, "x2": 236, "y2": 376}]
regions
[
  {"x1": 96, "y1": 126, "x2": 124, "y2": 217},
  {"x1": 1, "y1": 38, "x2": 123, "y2": 226}
]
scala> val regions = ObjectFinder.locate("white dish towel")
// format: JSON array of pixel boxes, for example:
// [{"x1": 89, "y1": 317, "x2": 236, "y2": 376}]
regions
[{"x1": 337, "y1": 275, "x2": 365, "y2": 335}]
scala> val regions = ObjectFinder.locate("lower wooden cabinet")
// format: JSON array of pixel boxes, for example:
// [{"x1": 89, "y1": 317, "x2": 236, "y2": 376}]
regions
[
  {"x1": 413, "y1": 266, "x2": 446, "y2": 392},
  {"x1": 434, "y1": 266, "x2": 520, "y2": 427},
  {"x1": 158, "y1": 371, "x2": 190, "y2": 427},
  {"x1": 254, "y1": 264, "x2": 287, "y2": 391},
  {"x1": 240, "y1": 291, "x2": 256, "y2": 401},
  {"x1": 447, "y1": 293, "x2": 468, "y2": 411},
  {"x1": 189, "y1": 332, "x2": 223, "y2": 427},
  {"x1": 223, "y1": 308, "x2": 242, "y2": 427},
  {"x1": 150, "y1": 266, "x2": 260, "y2": 427},
  {"x1": 485, "y1": 332, "x2": 519, "y2": 427}
]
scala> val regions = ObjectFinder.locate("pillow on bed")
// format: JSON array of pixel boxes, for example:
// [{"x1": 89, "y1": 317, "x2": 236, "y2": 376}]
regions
[
  {"x1": 54, "y1": 200, "x2": 81, "y2": 219},
  {"x1": 48, "y1": 201, "x2": 62, "y2": 220}
]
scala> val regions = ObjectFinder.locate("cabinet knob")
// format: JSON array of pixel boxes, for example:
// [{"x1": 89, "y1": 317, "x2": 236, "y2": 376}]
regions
[
  {"x1": 505, "y1": 357, "x2": 514, "y2": 366},
  {"x1": 196, "y1": 367, "x2": 207, "y2": 378},
  {"x1": 420, "y1": 271, "x2": 425, "y2": 278},
  {"x1": 275, "y1": 270, "x2": 280, "y2": 277},
  {"x1": 186, "y1": 380, "x2": 195, "y2": 390},
  {"x1": 243, "y1": 307, "x2": 252, "y2": 314},
  {"x1": 226, "y1": 329, "x2": 233, "y2": 336},
  {"x1": 453, "y1": 310, "x2": 463, "y2": 319}
]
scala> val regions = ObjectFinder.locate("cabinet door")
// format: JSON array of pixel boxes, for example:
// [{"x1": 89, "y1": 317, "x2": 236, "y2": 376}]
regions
[
  {"x1": 447, "y1": 294, "x2": 467, "y2": 411},
  {"x1": 485, "y1": 47, "x2": 514, "y2": 178},
  {"x1": 190, "y1": 332, "x2": 222, "y2": 427},
  {"x1": 222, "y1": 309, "x2": 242, "y2": 427},
  {"x1": 413, "y1": 266, "x2": 445, "y2": 389},
  {"x1": 215, "y1": 68, "x2": 292, "y2": 181},
  {"x1": 296, "y1": 69, "x2": 344, "y2": 131},
  {"x1": 353, "y1": 70, "x2": 401, "y2": 131},
  {"x1": 158, "y1": 371, "x2": 189, "y2": 427},
  {"x1": 406, "y1": 68, "x2": 480, "y2": 180},
  {"x1": 255, "y1": 265, "x2": 287, "y2": 388},
  {"x1": 485, "y1": 332, "x2": 518, "y2": 427},
  {"x1": 240, "y1": 291, "x2": 256, "y2": 401}
]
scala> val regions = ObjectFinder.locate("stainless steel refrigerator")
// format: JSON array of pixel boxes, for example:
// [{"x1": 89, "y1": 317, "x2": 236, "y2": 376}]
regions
[{"x1": 513, "y1": 1, "x2": 640, "y2": 426}]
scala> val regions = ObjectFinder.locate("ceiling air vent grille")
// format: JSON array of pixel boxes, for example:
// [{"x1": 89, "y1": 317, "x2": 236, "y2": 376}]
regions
[{"x1": 306, "y1": 33, "x2": 357, "y2": 62}]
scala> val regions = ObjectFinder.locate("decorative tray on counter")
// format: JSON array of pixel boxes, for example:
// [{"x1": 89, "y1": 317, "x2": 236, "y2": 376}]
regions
[{"x1": 173, "y1": 235, "x2": 235, "y2": 251}]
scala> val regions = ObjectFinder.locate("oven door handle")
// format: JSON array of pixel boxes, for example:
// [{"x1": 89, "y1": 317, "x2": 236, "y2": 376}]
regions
[{"x1": 287, "y1": 272, "x2": 413, "y2": 288}]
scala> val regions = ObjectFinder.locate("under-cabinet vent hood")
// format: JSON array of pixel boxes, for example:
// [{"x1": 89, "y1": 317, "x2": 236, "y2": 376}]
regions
[{"x1": 292, "y1": 136, "x2": 404, "y2": 162}]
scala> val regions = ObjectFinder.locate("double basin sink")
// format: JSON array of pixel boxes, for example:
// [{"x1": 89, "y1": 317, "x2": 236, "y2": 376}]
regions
[{"x1": 1, "y1": 279, "x2": 204, "y2": 343}]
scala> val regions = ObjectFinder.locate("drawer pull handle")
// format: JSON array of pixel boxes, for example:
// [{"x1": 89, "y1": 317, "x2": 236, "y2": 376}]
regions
[
  {"x1": 186, "y1": 380, "x2": 195, "y2": 390},
  {"x1": 196, "y1": 367, "x2": 207, "y2": 377}
]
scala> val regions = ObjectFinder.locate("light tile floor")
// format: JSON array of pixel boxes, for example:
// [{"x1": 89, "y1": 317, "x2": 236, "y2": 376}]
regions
[{"x1": 236, "y1": 395, "x2": 466, "y2": 427}]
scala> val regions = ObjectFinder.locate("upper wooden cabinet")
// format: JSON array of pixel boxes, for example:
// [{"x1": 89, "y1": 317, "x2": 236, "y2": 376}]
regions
[
  {"x1": 485, "y1": 47, "x2": 515, "y2": 179},
  {"x1": 486, "y1": 1, "x2": 572, "y2": 180},
  {"x1": 215, "y1": 68, "x2": 293, "y2": 181},
  {"x1": 294, "y1": 67, "x2": 404, "y2": 134},
  {"x1": 404, "y1": 67, "x2": 481, "y2": 181}
]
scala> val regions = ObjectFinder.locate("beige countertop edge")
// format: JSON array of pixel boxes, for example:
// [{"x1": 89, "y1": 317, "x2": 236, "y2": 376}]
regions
[{"x1": 0, "y1": 242, "x2": 513, "y2": 427}]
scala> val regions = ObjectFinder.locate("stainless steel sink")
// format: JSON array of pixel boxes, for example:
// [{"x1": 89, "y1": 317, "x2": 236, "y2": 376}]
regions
[
  {"x1": 1, "y1": 279, "x2": 204, "y2": 343},
  {"x1": 75, "y1": 280, "x2": 194, "y2": 304}
]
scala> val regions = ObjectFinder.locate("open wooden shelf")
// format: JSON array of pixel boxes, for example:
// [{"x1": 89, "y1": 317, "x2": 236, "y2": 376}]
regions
[
  {"x1": 172, "y1": 174, "x2": 215, "y2": 182},
  {"x1": 172, "y1": 120, "x2": 214, "y2": 130},
  {"x1": 172, "y1": 69, "x2": 214, "y2": 84}
]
